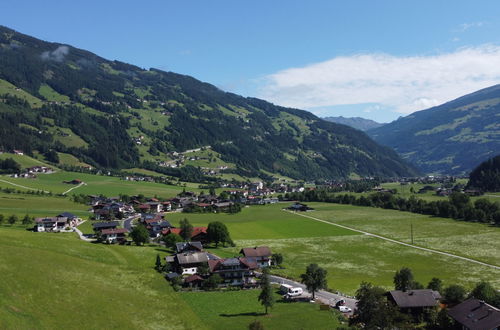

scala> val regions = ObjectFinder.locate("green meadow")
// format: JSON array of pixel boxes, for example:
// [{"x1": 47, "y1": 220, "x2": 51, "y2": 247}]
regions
[
  {"x1": 0, "y1": 226, "x2": 204, "y2": 330},
  {"x1": 170, "y1": 203, "x2": 500, "y2": 294},
  {"x1": 181, "y1": 289, "x2": 343, "y2": 330},
  {"x1": 0, "y1": 192, "x2": 88, "y2": 218},
  {"x1": 0, "y1": 171, "x2": 194, "y2": 197}
]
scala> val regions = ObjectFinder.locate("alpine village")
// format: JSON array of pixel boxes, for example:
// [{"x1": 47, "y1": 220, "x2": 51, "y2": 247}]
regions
[{"x1": 0, "y1": 3, "x2": 500, "y2": 330}]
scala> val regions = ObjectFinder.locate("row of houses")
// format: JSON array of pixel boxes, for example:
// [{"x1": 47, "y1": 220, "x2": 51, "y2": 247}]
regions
[
  {"x1": 35, "y1": 212, "x2": 80, "y2": 232},
  {"x1": 165, "y1": 243, "x2": 272, "y2": 288},
  {"x1": 386, "y1": 289, "x2": 500, "y2": 329}
]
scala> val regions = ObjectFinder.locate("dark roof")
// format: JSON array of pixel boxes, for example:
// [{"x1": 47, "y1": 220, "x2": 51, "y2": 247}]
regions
[
  {"x1": 57, "y1": 212, "x2": 77, "y2": 219},
  {"x1": 92, "y1": 221, "x2": 119, "y2": 229},
  {"x1": 35, "y1": 216, "x2": 67, "y2": 224},
  {"x1": 175, "y1": 241, "x2": 203, "y2": 253},
  {"x1": 240, "y1": 246, "x2": 272, "y2": 258},
  {"x1": 184, "y1": 274, "x2": 204, "y2": 283},
  {"x1": 176, "y1": 252, "x2": 209, "y2": 265},
  {"x1": 208, "y1": 257, "x2": 257, "y2": 272},
  {"x1": 165, "y1": 272, "x2": 180, "y2": 280},
  {"x1": 101, "y1": 228, "x2": 128, "y2": 235},
  {"x1": 389, "y1": 289, "x2": 441, "y2": 308},
  {"x1": 448, "y1": 298, "x2": 500, "y2": 330}
]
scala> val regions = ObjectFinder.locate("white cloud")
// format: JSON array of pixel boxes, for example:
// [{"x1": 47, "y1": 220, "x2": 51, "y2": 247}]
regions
[
  {"x1": 258, "y1": 45, "x2": 500, "y2": 115},
  {"x1": 41, "y1": 45, "x2": 69, "y2": 62},
  {"x1": 458, "y1": 22, "x2": 484, "y2": 32}
]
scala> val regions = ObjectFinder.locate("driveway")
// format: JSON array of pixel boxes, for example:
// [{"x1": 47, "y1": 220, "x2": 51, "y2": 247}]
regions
[{"x1": 268, "y1": 274, "x2": 357, "y2": 315}]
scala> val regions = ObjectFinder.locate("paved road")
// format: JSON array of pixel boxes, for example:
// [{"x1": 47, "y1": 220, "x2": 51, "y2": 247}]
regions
[
  {"x1": 74, "y1": 220, "x2": 94, "y2": 242},
  {"x1": 285, "y1": 210, "x2": 500, "y2": 270},
  {"x1": 124, "y1": 214, "x2": 140, "y2": 231},
  {"x1": 268, "y1": 274, "x2": 357, "y2": 315}
]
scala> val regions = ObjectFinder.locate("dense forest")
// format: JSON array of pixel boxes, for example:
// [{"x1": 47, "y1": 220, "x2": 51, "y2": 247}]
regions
[
  {"x1": 0, "y1": 25, "x2": 419, "y2": 180},
  {"x1": 467, "y1": 155, "x2": 500, "y2": 192}
]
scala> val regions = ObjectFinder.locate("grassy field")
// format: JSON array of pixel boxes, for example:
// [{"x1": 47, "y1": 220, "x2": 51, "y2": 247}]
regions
[
  {"x1": 0, "y1": 226, "x2": 205, "y2": 329},
  {"x1": 181, "y1": 289, "x2": 344, "y2": 330},
  {"x1": 0, "y1": 192, "x2": 89, "y2": 218},
  {"x1": 0, "y1": 171, "x2": 195, "y2": 197},
  {"x1": 169, "y1": 203, "x2": 500, "y2": 295},
  {"x1": 0, "y1": 153, "x2": 52, "y2": 169}
]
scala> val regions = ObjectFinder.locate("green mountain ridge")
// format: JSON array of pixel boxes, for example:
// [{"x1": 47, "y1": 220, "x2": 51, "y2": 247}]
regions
[
  {"x1": 368, "y1": 85, "x2": 500, "y2": 175},
  {"x1": 0, "y1": 25, "x2": 418, "y2": 180}
]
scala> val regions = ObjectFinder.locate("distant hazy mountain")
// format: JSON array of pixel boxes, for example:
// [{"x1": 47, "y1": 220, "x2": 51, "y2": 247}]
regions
[
  {"x1": 322, "y1": 116, "x2": 384, "y2": 131},
  {"x1": 0, "y1": 25, "x2": 419, "y2": 180},
  {"x1": 368, "y1": 85, "x2": 500, "y2": 175}
]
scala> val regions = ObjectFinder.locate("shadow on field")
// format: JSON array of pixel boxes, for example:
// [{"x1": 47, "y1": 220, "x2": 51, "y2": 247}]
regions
[{"x1": 220, "y1": 312, "x2": 266, "y2": 317}]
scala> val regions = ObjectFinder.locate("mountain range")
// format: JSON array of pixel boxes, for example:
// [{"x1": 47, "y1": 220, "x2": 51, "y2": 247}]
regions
[
  {"x1": 0, "y1": 26, "x2": 418, "y2": 181},
  {"x1": 368, "y1": 85, "x2": 500, "y2": 175},
  {"x1": 323, "y1": 116, "x2": 384, "y2": 131}
]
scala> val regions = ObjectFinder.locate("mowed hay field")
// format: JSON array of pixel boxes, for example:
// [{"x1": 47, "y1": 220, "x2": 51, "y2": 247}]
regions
[
  {"x1": 0, "y1": 192, "x2": 89, "y2": 218},
  {"x1": 169, "y1": 203, "x2": 500, "y2": 295},
  {"x1": 0, "y1": 171, "x2": 193, "y2": 197},
  {"x1": 0, "y1": 226, "x2": 205, "y2": 330},
  {"x1": 180, "y1": 290, "x2": 343, "y2": 330}
]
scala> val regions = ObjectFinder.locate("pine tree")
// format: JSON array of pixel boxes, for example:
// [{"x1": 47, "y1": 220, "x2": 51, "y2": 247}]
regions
[
  {"x1": 155, "y1": 254, "x2": 162, "y2": 271},
  {"x1": 258, "y1": 268, "x2": 275, "y2": 314}
]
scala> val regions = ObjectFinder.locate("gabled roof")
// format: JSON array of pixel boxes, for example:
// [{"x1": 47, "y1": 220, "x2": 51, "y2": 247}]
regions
[
  {"x1": 191, "y1": 227, "x2": 208, "y2": 237},
  {"x1": 176, "y1": 252, "x2": 209, "y2": 265},
  {"x1": 208, "y1": 257, "x2": 257, "y2": 272},
  {"x1": 389, "y1": 289, "x2": 441, "y2": 308},
  {"x1": 184, "y1": 274, "x2": 204, "y2": 283},
  {"x1": 101, "y1": 228, "x2": 128, "y2": 235},
  {"x1": 35, "y1": 216, "x2": 67, "y2": 224},
  {"x1": 448, "y1": 298, "x2": 500, "y2": 330},
  {"x1": 240, "y1": 246, "x2": 272, "y2": 258},
  {"x1": 57, "y1": 212, "x2": 77, "y2": 219},
  {"x1": 92, "y1": 221, "x2": 119, "y2": 229},
  {"x1": 176, "y1": 241, "x2": 203, "y2": 253}
]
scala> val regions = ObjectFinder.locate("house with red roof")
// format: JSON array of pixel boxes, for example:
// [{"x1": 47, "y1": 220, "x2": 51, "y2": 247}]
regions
[{"x1": 208, "y1": 257, "x2": 258, "y2": 287}]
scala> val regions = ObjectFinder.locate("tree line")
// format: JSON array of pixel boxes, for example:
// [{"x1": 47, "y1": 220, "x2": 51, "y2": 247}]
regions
[{"x1": 285, "y1": 190, "x2": 500, "y2": 225}]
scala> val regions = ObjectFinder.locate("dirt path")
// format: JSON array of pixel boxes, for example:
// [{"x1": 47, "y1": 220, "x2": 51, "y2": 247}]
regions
[
  {"x1": 0, "y1": 178, "x2": 50, "y2": 193},
  {"x1": 285, "y1": 210, "x2": 500, "y2": 271},
  {"x1": 62, "y1": 182, "x2": 86, "y2": 195}
]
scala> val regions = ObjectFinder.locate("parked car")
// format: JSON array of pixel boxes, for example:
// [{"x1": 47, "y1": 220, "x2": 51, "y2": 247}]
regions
[{"x1": 338, "y1": 305, "x2": 352, "y2": 313}]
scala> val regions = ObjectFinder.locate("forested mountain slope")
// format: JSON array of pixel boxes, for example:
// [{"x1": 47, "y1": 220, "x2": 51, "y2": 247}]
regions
[
  {"x1": 0, "y1": 25, "x2": 418, "y2": 180},
  {"x1": 368, "y1": 85, "x2": 500, "y2": 175}
]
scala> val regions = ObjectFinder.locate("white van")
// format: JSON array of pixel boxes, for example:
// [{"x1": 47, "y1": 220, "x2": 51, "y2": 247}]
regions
[
  {"x1": 286, "y1": 287, "x2": 303, "y2": 297},
  {"x1": 280, "y1": 284, "x2": 293, "y2": 294}
]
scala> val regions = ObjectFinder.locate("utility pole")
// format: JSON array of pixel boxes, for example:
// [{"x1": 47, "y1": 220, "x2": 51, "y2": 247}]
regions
[{"x1": 410, "y1": 222, "x2": 414, "y2": 245}]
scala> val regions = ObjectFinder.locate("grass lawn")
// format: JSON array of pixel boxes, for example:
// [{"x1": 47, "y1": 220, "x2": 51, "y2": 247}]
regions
[
  {"x1": 180, "y1": 289, "x2": 344, "y2": 330},
  {"x1": 0, "y1": 192, "x2": 89, "y2": 218},
  {"x1": 167, "y1": 204, "x2": 359, "y2": 240},
  {"x1": 0, "y1": 226, "x2": 205, "y2": 329},
  {"x1": 307, "y1": 203, "x2": 500, "y2": 266}
]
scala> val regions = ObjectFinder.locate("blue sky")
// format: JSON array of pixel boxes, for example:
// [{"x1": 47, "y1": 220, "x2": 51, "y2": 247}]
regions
[{"x1": 2, "y1": 1, "x2": 500, "y2": 122}]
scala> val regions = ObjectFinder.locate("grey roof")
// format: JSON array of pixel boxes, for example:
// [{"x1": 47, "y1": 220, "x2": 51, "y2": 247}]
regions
[
  {"x1": 389, "y1": 289, "x2": 441, "y2": 308},
  {"x1": 175, "y1": 241, "x2": 203, "y2": 253},
  {"x1": 176, "y1": 252, "x2": 209, "y2": 265},
  {"x1": 165, "y1": 256, "x2": 175, "y2": 263},
  {"x1": 165, "y1": 272, "x2": 180, "y2": 280},
  {"x1": 448, "y1": 298, "x2": 500, "y2": 330},
  {"x1": 222, "y1": 258, "x2": 241, "y2": 266},
  {"x1": 92, "y1": 221, "x2": 119, "y2": 229},
  {"x1": 58, "y1": 212, "x2": 77, "y2": 219}
]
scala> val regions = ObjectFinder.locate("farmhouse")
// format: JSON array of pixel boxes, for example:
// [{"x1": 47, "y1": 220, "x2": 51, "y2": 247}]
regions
[
  {"x1": 99, "y1": 228, "x2": 129, "y2": 244},
  {"x1": 240, "y1": 246, "x2": 272, "y2": 268},
  {"x1": 387, "y1": 289, "x2": 441, "y2": 314},
  {"x1": 35, "y1": 216, "x2": 69, "y2": 232},
  {"x1": 162, "y1": 226, "x2": 208, "y2": 243},
  {"x1": 92, "y1": 221, "x2": 119, "y2": 233},
  {"x1": 448, "y1": 298, "x2": 500, "y2": 330},
  {"x1": 176, "y1": 241, "x2": 203, "y2": 253},
  {"x1": 208, "y1": 257, "x2": 257, "y2": 286},
  {"x1": 174, "y1": 251, "x2": 209, "y2": 275}
]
